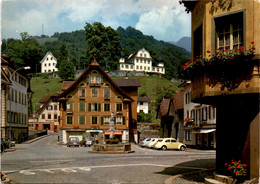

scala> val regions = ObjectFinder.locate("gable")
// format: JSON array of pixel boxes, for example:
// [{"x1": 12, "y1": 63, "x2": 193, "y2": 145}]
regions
[
  {"x1": 40, "y1": 52, "x2": 57, "y2": 64},
  {"x1": 57, "y1": 60, "x2": 134, "y2": 102}
]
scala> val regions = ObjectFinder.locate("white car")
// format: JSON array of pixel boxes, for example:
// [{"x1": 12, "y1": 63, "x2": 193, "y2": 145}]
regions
[
  {"x1": 140, "y1": 138, "x2": 151, "y2": 147},
  {"x1": 148, "y1": 138, "x2": 162, "y2": 148}
]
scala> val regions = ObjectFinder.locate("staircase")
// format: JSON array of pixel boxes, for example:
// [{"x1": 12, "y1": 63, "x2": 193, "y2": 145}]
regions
[{"x1": 205, "y1": 173, "x2": 247, "y2": 184}]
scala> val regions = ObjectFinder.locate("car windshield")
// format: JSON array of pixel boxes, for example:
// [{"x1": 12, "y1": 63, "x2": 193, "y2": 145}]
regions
[
  {"x1": 157, "y1": 140, "x2": 163, "y2": 142},
  {"x1": 86, "y1": 137, "x2": 92, "y2": 141},
  {"x1": 70, "y1": 138, "x2": 79, "y2": 141}
]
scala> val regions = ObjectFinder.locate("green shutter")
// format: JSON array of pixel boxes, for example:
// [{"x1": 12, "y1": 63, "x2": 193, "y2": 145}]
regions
[
  {"x1": 123, "y1": 116, "x2": 125, "y2": 125},
  {"x1": 101, "y1": 76, "x2": 103, "y2": 84},
  {"x1": 86, "y1": 76, "x2": 89, "y2": 84},
  {"x1": 98, "y1": 103, "x2": 101, "y2": 111},
  {"x1": 101, "y1": 117, "x2": 104, "y2": 125},
  {"x1": 88, "y1": 103, "x2": 91, "y2": 112}
]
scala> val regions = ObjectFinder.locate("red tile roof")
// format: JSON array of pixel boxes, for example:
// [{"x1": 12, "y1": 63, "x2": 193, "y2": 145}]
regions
[
  {"x1": 113, "y1": 79, "x2": 141, "y2": 87},
  {"x1": 62, "y1": 81, "x2": 74, "y2": 91},
  {"x1": 158, "y1": 99, "x2": 171, "y2": 117},
  {"x1": 137, "y1": 97, "x2": 151, "y2": 102},
  {"x1": 172, "y1": 91, "x2": 184, "y2": 110},
  {"x1": 57, "y1": 59, "x2": 134, "y2": 102}
]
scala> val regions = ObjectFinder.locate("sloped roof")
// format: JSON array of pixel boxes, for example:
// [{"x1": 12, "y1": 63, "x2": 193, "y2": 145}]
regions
[
  {"x1": 137, "y1": 96, "x2": 151, "y2": 102},
  {"x1": 40, "y1": 51, "x2": 57, "y2": 64},
  {"x1": 1, "y1": 68, "x2": 11, "y2": 85},
  {"x1": 157, "y1": 99, "x2": 171, "y2": 117},
  {"x1": 57, "y1": 59, "x2": 134, "y2": 102},
  {"x1": 113, "y1": 79, "x2": 141, "y2": 87},
  {"x1": 172, "y1": 91, "x2": 184, "y2": 110},
  {"x1": 36, "y1": 93, "x2": 59, "y2": 114},
  {"x1": 62, "y1": 81, "x2": 74, "y2": 91}
]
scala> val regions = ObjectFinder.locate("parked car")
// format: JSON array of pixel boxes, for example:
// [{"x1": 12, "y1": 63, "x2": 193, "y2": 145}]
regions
[
  {"x1": 67, "y1": 137, "x2": 80, "y2": 147},
  {"x1": 1, "y1": 138, "x2": 15, "y2": 149},
  {"x1": 154, "y1": 138, "x2": 186, "y2": 151},
  {"x1": 148, "y1": 138, "x2": 162, "y2": 149},
  {"x1": 139, "y1": 138, "x2": 151, "y2": 147},
  {"x1": 80, "y1": 137, "x2": 94, "y2": 147}
]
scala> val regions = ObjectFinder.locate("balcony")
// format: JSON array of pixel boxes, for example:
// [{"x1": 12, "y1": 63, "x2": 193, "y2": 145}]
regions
[
  {"x1": 116, "y1": 111, "x2": 123, "y2": 115},
  {"x1": 89, "y1": 83, "x2": 101, "y2": 87}
]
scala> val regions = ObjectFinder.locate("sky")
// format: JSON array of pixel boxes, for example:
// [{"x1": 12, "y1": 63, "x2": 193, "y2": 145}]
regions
[{"x1": 1, "y1": 0, "x2": 191, "y2": 42}]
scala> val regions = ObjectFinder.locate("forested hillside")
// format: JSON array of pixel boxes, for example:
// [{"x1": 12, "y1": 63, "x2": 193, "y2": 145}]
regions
[{"x1": 2, "y1": 26, "x2": 190, "y2": 79}]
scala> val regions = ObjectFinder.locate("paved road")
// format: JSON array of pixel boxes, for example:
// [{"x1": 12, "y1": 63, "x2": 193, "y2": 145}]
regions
[{"x1": 1, "y1": 133, "x2": 216, "y2": 183}]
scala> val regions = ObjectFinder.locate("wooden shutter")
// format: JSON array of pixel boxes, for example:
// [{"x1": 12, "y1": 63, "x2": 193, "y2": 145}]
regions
[
  {"x1": 86, "y1": 76, "x2": 89, "y2": 84},
  {"x1": 101, "y1": 117, "x2": 104, "y2": 125},
  {"x1": 98, "y1": 103, "x2": 101, "y2": 111},
  {"x1": 88, "y1": 103, "x2": 91, "y2": 112},
  {"x1": 123, "y1": 116, "x2": 125, "y2": 125}
]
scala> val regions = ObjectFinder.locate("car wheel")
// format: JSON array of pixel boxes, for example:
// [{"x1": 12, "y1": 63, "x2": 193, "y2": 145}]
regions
[
  {"x1": 180, "y1": 146, "x2": 186, "y2": 151},
  {"x1": 161, "y1": 146, "x2": 167, "y2": 151}
]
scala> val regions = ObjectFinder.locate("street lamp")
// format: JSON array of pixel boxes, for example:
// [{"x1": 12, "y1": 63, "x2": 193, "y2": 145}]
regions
[{"x1": 7, "y1": 66, "x2": 31, "y2": 143}]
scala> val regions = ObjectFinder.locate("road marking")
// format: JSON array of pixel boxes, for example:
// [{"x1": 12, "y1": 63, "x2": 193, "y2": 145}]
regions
[
  {"x1": 15, "y1": 163, "x2": 209, "y2": 175},
  {"x1": 30, "y1": 160, "x2": 74, "y2": 163}
]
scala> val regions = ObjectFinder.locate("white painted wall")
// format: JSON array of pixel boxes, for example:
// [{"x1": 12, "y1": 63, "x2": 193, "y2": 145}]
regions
[{"x1": 41, "y1": 52, "x2": 58, "y2": 73}]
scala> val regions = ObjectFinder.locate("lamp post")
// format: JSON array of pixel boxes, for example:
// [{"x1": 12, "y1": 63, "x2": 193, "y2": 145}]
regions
[{"x1": 7, "y1": 66, "x2": 31, "y2": 142}]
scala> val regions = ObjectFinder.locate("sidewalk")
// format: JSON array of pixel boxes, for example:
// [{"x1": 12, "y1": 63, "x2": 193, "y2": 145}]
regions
[{"x1": 23, "y1": 134, "x2": 50, "y2": 144}]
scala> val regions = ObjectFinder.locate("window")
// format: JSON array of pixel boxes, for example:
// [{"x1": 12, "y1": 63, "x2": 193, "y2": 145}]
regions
[
  {"x1": 67, "y1": 95, "x2": 73, "y2": 99},
  {"x1": 104, "y1": 88, "x2": 110, "y2": 97},
  {"x1": 54, "y1": 105, "x2": 58, "y2": 110},
  {"x1": 51, "y1": 57, "x2": 53, "y2": 60},
  {"x1": 79, "y1": 89, "x2": 85, "y2": 97},
  {"x1": 126, "y1": 65, "x2": 129, "y2": 69},
  {"x1": 67, "y1": 116, "x2": 73, "y2": 124},
  {"x1": 91, "y1": 116, "x2": 98, "y2": 125},
  {"x1": 186, "y1": 110, "x2": 189, "y2": 118},
  {"x1": 121, "y1": 64, "x2": 124, "y2": 68},
  {"x1": 89, "y1": 103, "x2": 101, "y2": 112},
  {"x1": 104, "y1": 103, "x2": 110, "y2": 111},
  {"x1": 54, "y1": 114, "x2": 57, "y2": 120},
  {"x1": 67, "y1": 102, "x2": 73, "y2": 110},
  {"x1": 90, "y1": 76, "x2": 95, "y2": 83},
  {"x1": 48, "y1": 114, "x2": 51, "y2": 119},
  {"x1": 215, "y1": 12, "x2": 243, "y2": 51},
  {"x1": 136, "y1": 66, "x2": 139, "y2": 69},
  {"x1": 45, "y1": 64, "x2": 46, "y2": 67},
  {"x1": 202, "y1": 107, "x2": 207, "y2": 121},
  {"x1": 96, "y1": 77, "x2": 101, "y2": 83},
  {"x1": 79, "y1": 103, "x2": 85, "y2": 112},
  {"x1": 131, "y1": 65, "x2": 133, "y2": 69},
  {"x1": 53, "y1": 63, "x2": 55, "y2": 66},
  {"x1": 92, "y1": 88, "x2": 98, "y2": 97},
  {"x1": 116, "y1": 116, "x2": 123, "y2": 125},
  {"x1": 185, "y1": 131, "x2": 192, "y2": 141},
  {"x1": 79, "y1": 83, "x2": 85, "y2": 87},
  {"x1": 103, "y1": 116, "x2": 110, "y2": 125},
  {"x1": 46, "y1": 105, "x2": 53, "y2": 110},
  {"x1": 171, "y1": 139, "x2": 176, "y2": 142},
  {"x1": 144, "y1": 66, "x2": 146, "y2": 70},
  {"x1": 165, "y1": 139, "x2": 170, "y2": 143},
  {"x1": 79, "y1": 116, "x2": 85, "y2": 125},
  {"x1": 42, "y1": 114, "x2": 45, "y2": 119},
  {"x1": 47, "y1": 58, "x2": 49, "y2": 61},
  {"x1": 140, "y1": 102, "x2": 143, "y2": 105},
  {"x1": 140, "y1": 66, "x2": 142, "y2": 70},
  {"x1": 116, "y1": 103, "x2": 122, "y2": 111},
  {"x1": 49, "y1": 63, "x2": 51, "y2": 66},
  {"x1": 193, "y1": 24, "x2": 203, "y2": 57}
]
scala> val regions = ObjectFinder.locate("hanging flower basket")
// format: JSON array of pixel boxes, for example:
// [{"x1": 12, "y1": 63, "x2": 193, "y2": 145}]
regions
[{"x1": 181, "y1": 42, "x2": 256, "y2": 91}]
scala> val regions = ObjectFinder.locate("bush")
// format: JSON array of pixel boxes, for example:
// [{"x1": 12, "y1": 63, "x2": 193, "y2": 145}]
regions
[
  {"x1": 105, "y1": 138, "x2": 119, "y2": 144},
  {"x1": 137, "y1": 112, "x2": 152, "y2": 123}
]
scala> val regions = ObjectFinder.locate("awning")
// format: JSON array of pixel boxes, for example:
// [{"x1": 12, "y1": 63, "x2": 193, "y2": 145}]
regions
[
  {"x1": 104, "y1": 131, "x2": 122, "y2": 135},
  {"x1": 193, "y1": 129, "x2": 216, "y2": 134}
]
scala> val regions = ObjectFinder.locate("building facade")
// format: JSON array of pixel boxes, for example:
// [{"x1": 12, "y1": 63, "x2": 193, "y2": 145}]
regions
[
  {"x1": 180, "y1": 0, "x2": 260, "y2": 179},
  {"x1": 29, "y1": 94, "x2": 60, "y2": 132},
  {"x1": 179, "y1": 81, "x2": 216, "y2": 149},
  {"x1": 137, "y1": 97, "x2": 150, "y2": 114},
  {"x1": 56, "y1": 59, "x2": 140, "y2": 144},
  {"x1": 119, "y1": 48, "x2": 165, "y2": 74},
  {"x1": 40, "y1": 51, "x2": 58, "y2": 73},
  {"x1": 1, "y1": 55, "x2": 31, "y2": 143}
]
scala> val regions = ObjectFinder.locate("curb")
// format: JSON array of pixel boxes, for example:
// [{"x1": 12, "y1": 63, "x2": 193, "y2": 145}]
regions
[
  {"x1": 88, "y1": 150, "x2": 135, "y2": 154},
  {"x1": 23, "y1": 134, "x2": 50, "y2": 144},
  {"x1": 164, "y1": 169, "x2": 215, "y2": 184}
]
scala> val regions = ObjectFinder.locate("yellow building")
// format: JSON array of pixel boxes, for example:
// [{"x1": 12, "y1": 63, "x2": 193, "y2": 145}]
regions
[{"x1": 180, "y1": 0, "x2": 259, "y2": 181}]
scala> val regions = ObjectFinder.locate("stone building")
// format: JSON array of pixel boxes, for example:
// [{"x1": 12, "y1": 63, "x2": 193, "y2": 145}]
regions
[{"x1": 180, "y1": 0, "x2": 260, "y2": 180}]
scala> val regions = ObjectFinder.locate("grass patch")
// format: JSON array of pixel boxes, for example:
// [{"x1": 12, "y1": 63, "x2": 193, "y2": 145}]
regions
[{"x1": 30, "y1": 78, "x2": 62, "y2": 110}]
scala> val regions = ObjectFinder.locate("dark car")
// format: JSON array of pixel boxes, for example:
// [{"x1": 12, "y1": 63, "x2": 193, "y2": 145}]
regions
[
  {"x1": 67, "y1": 137, "x2": 80, "y2": 147},
  {"x1": 1, "y1": 138, "x2": 15, "y2": 150}
]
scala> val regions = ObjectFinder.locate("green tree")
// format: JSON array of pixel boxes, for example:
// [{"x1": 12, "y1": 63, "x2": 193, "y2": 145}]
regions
[
  {"x1": 2, "y1": 37, "x2": 43, "y2": 73},
  {"x1": 85, "y1": 22, "x2": 122, "y2": 70},
  {"x1": 155, "y1": 85, "x2": 176, "y2": 106},
  {"x1": 58, "y1": 60, "x2": 75, "y2": 81}
]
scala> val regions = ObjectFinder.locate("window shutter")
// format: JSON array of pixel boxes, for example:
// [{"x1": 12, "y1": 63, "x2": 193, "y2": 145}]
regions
[
  {"x1": 86, "y1": 76, "x2": 89, "y2": 84},
  {"x1": 101, "y1": 117, "x2": 104, "y2": 125},
  {"x1": 101, "y1": 76, "x2": 103, "y2": 84},
  {"x1": 123, "y1": 117, "x2": 125, "y2": 125},
  {"x1": 88, "y1": 103, "x2": 91, "y2": 112},
  {"x1": 98, "y1": 103, "x2": 101, "y2": 111}
]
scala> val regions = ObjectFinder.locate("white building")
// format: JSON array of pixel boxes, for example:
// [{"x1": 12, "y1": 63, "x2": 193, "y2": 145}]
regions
[
  {"x1": 40, "y1": 52, "x2": 58, "y2": 73},
  {"x1": 179, "y1": 81, "x2": 216, "y2": 149},
  {"x1": 119, "y1": 48, "x2": 165, "y2": 74},
  {"x1": 1, "y1": 55, "x2": 31, "y2": 143},
  {"x1": 137, "y1": 97, "x2": 150, "y2": 114}
]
